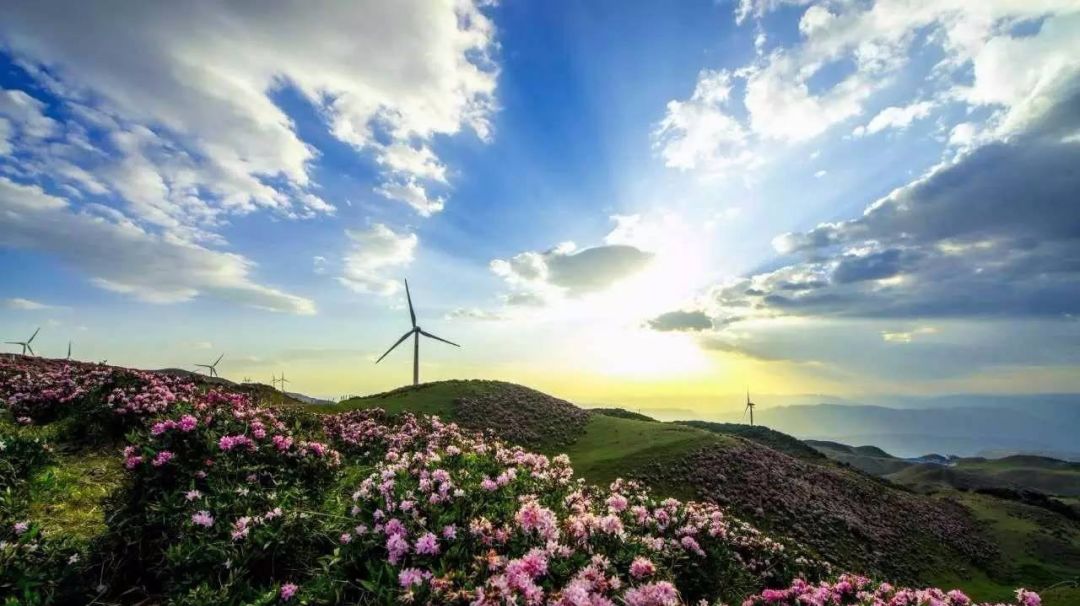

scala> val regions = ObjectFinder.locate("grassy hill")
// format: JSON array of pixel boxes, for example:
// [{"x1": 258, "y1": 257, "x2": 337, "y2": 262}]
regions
[
  {"x1": 809, "y1": 439, "x2": 1080, "y2": 498},
  {"x1": 4, "y1": 360, "x2": 1077, "y2": 605},
  {"x1": 308, "y1": 380, "x2": 1080, "y2": 602}
]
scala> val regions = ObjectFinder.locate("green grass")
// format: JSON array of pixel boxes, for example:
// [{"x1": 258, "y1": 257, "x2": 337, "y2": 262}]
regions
[
  {"x1": 558, "y1": 415, "x2": 721, "y2": 497},
  {"x1": 952, "y1": 459, "x2": 1080, "y2": 497},
  {"x1": 930, "y1": 492, "x2": 1080, "y2": 605},
  {"x1": 28, "y1": 450, "x2": 123, "y2": 541},
  {"x1": 305, "y1": 381, "x2": 483, "y2": 417}
]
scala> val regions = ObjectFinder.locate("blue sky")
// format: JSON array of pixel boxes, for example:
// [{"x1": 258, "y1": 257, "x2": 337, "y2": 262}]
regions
[{"x1": 2, "y1": 1, "x2": 1079, "y2": 409}]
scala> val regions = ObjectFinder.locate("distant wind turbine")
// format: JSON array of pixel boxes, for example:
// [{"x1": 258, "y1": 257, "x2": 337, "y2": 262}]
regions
[
  {"x1": 6, "y1": 327, "x2": 40, "y2": 356},
  {"x1": 278, "y1": 372, "x2": 291, "y2": 391},
  {"x1": 744, "y1": 388, "x2": 756, "y2": 426},
  {"x1": 376, "y1": 279, "x2": 460, "y2": 386},
  {"x1": 67, "y1": 340, "x2": 72, "y2": 360},
  {"x1": 195, "y1": 353, "x2": 224, "y2": 378}
]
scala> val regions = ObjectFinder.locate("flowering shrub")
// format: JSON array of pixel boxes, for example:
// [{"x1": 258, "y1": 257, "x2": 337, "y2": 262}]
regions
[
  {"x1": 309, "y1": 411, "x2": 825, "y2": 605},
  {"x1": 0, "y1": 357, "x2": 195, "y2": 437},
  {"x1": 0, "y1": 520, "x2": 84, "y2": 605},
  {"x1": 0, "y1": 359, "x2": 113, "y2": 423},
  {"x1": 107, "y1": 388, "x2": 342, "y2": 601},
  {"x1": 740, "y1": 574, "x2": 1041, "y2": 606}
]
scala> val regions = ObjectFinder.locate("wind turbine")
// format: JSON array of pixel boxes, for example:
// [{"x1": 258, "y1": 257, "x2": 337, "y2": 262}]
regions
[
  {"x1": 278, "y1": 372, "x2": 290, "y2": 391},
  {"x1": 743, "y1": 388, "x2": 756, "y2": 426},
  {"x1": 376, "y1": 279, "x2": 460, "y2": 386},
  {"x1": 6, "y1": 327, "x2": 40, "y2": 356},
  {"x1": 195, "y1": 353, "x2": 224, "y2": 378},
  {"x1": 67, "y1": 341, "x2": 72, "y2": 360}
]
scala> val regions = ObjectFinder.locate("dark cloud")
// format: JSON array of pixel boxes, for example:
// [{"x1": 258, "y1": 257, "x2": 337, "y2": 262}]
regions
[
  {"x1": 712, "y1": 136, "x2": 1080, "y2": 321},
  {"x1": 545, "y1": 245, "x2": 653, "y2": 292},
  {"x1": 491, "y1": 243, "x2": 654, "y2": 301},
  {"x1": 646, "y1": 310, "x2": 713, "y2": 332}
]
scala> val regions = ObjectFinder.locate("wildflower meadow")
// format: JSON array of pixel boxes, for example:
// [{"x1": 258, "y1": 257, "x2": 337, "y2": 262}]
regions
[{"x1": 0, "y1": 356, "x2": 1043, "y2": 605}]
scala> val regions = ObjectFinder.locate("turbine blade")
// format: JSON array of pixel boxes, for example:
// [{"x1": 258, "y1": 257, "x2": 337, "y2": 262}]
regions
[
  {"x1": 214, "y1": 353, "x2": 224, "y2": 365},
  {"x1": 419, "y1": 330, "x2": 460, "y2": 347},
  {"x1": 27, "y1": 344, "x2": 35, "y2": 356},
  {"x1": 376, "y1": 330, "x2": 414, "y2": 364},
  {"x1": 29, "y1": 327, "x2": 40, "y2": 343},
  {"x1": 405, "y1": 278, "x2": 416, "y2": 328}
]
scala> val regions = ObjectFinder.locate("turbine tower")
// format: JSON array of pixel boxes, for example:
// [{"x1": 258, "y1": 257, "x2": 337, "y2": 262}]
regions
[
  {"x1": 67, "y1": 340, "x2": 72, "y2": 360},
  {"x1": 744, "y1": 388, "x2": 756, "y2": 426},
  {"x1": 195, "y1": 353, "x2": 224, "y2": 378},
  {"x1": 6, "y1": 327, "x2": 40, "y2": 356},
  {"x1": 270, "y1": 373, "x2": 278, "y2": 389},
  {"x1": 375, "y1": 278, "x2": 460, "y2": 386},
  {"x1": 278, "y1": 372, "x2": 290, "y2": 391}
]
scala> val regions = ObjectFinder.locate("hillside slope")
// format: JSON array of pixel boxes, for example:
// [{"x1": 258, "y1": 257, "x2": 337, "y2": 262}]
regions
[{"x1": 316, "y1": 380, "x2": 1079, "y2": 600}]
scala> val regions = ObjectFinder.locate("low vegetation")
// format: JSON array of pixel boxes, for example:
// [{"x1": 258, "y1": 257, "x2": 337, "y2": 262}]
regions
[{"x1": 0, "y1": 355, "x2": 1068, "y2": 605}]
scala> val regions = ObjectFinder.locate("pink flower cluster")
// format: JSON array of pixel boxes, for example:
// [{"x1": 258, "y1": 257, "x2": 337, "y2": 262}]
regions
[
  {"x1": 740, "y1": 575, "x2": 1041, "y2": 606},
  {"x1": 333, "y1": 411, "x2": 817, "y2": 605},
  {"x1": 0, "y1": 358, "x2": 113, "y2": 420}
]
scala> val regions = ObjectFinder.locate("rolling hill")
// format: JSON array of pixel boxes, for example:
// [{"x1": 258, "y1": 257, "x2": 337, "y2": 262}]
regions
[
  {"x1": 321, "y1": 380, "x2": 1080, "y2": 602},
  {"x1": 809, "y1": 440, "x2": 1080, "y2": 499}
]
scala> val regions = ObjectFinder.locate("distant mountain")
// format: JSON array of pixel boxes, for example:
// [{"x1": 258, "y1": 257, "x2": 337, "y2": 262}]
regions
[
  {"x1": 757, "y1": 402, "x2": 1080, "y2": 458},
  {"x1": 283, "y1": 391, "x2": 334, "y2": 406}
]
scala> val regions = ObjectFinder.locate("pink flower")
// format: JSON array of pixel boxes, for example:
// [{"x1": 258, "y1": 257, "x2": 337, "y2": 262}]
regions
[
  {"x1": 191, "y1": 510, "x2": 214, "y2": 528},
  {"x1": 386, "y1": 532, "x2": 410, "y2": 564},
  {"x1": 606, "y1": 494, "x2": 628, "y2": 512},
  {"x1": 1016, "y1": 589, "x2": 1041, "y2": 606},
  {"x1": 152, "y1": 450, "x2": 174, "y2": 467},
  {"x1": 415, "y1": 532, "x2": 440, "y2": 555},
  {"x1": 516, "y1": 500, "x2": 559, "y2": 541},
  {"x1": 185, "y1": 489, "x2": 202, "y2": 501},
  {"x1": 218, "y1": 434, "x2": 254, "y2": 451},
  {"x1": 680, "y1": 535, "x2": 704, "y2": 556},
  {"x1": 178, "y1": 414, "x2": 198, "y2": 432},
  {"x1": 13, "y1": 521, "x2": 29, "y2": 535},
  {"x1": 630, "y1": 556, "x2": 656, "y2": 579},
  {"x1": 399, "y1": 567, "x2": 428, "y2": 588},
  {"x1": 280, "y1": 582, "x2": 298, "y2": 601},
  {"x1": 623, "y1": 581, "x2": 679, "y2": 606}
]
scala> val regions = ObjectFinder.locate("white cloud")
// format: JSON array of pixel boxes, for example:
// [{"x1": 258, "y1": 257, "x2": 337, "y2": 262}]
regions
[
  {"x1": 375, "y1": 179, "x2": 446, "y2": 217},
  {"x1": 653, "y1": 70, "x2": 759, "y2": 175},
  {"x1": 0, "y1": 0, "x2": 498, "y2": 230},
  {"x1": 338, "y1": 224, "x2": 418, "y2": 296},
  {"x1": 882, "y1": 326, "x2": 939, "y2": 343},
  {"x1": 491, "y1": 229, "x2": 654, "y2": 303},
  {"x1": 4, "y1": 297, "x2": 53, "y2": 310},
  {"x1": 445, "y1": 307, "x2": 506, "y2": 321},
  {"x1": 854, "y1": 101, "x2": 935, "y2": 137},
  {"x1": 661, "y1": 1, "x2": 1080, "y2": 176},
  {"x1": 0, "y1": 177, "x2": 315, "y2": 314},
  {"x1": 0, "y1": 89, "x2": 58, "y2": 139}
]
